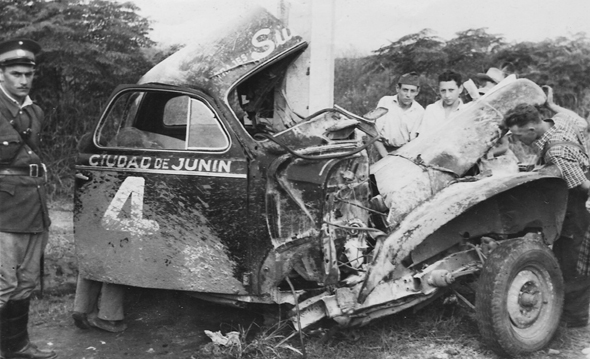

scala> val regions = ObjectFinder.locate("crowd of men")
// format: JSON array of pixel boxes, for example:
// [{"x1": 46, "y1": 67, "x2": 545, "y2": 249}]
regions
[{"x1": 1, "y1": 35, "x2": 590, "y2": 359}]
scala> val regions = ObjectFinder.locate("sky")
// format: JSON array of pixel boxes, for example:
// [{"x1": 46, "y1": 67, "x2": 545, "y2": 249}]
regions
[{"x1": 124, "y1": 0, "x2": 590, "y2": 56}]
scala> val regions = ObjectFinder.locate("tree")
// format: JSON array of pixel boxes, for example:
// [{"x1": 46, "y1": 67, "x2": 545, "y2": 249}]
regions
[
  {"x1": 334, "y1": 51, "x2": 390, "y2": 116},
  {"x1": 368, "y1": 29, "x2": 446, "y2": 79},
  {"x1": 493, "y1": 33, "x2": 590, "y2": 116},
  {"x1": 444, "y1": 28, "x2": 505, "y2": 78},
  {"x1": 0, "y1": 0, "x2": 154, "y2": 105},
  {"x1": 0, "y1": 0, "x2": 156, "y2": 197}
]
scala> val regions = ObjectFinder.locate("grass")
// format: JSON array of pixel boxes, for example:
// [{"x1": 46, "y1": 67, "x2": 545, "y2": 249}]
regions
[
  {"x1": 213, "y1": 300, "x2": 590, "y2": 359},
  {"x1": 30, "y1": 293, "x2": 75, "y2": 326},
  {"x1": 251, "y1": 302, "x2": 492, "y2": 359}
]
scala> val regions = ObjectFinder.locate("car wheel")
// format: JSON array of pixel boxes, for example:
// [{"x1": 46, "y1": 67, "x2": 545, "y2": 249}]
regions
[{"x1": 475, "y1": 237, "x2": 564, "y2": 357}]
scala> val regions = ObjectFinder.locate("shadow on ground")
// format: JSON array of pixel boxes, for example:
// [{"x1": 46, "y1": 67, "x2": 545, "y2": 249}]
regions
[{"x1": 30, "y1": 287, "x2": 263, "y2": 359}]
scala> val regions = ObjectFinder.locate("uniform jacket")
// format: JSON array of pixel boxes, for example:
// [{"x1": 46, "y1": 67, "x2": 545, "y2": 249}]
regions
[{"x1": 0, "y1": 87, "x2": 50, "y2": 233}]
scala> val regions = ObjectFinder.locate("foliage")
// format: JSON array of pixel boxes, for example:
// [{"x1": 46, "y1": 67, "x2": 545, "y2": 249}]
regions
[
  {"x1": 368, "y1": 29, "x2": 446, "y2": 80},
  {"x1": 445, "y1": 28, "x2": 505, "y2": 78},
  {"x1": 334, "y1": 55, "x2": 390, "y2": 116},
  {"x1": 492, "y1": 34, "x2": 590, "y2": 117},
  {"x1": 0, "y1": 0, "x2": 155, "y2": 99},
  {"x1": 0, "y1": 0, "x2": 156, "y2": 199},
  {"x1": 337, "y1": 28, "x2": 590, "y2": 120}
]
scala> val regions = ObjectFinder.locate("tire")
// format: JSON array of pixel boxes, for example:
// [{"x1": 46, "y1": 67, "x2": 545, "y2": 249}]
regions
[{"x1": 475, "y1": 237, "x2": 564, "y2": 357}]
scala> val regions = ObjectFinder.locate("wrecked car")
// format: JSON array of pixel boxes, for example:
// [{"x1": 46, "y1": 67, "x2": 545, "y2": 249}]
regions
[{"x1": 75, "y1": 5, "x2": 567, "y2": 357}]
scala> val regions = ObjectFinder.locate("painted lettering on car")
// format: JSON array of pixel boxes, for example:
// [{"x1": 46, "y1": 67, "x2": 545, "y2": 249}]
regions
[{"x1": 88, "y1": 154, "x2": 234, "y2": 173}]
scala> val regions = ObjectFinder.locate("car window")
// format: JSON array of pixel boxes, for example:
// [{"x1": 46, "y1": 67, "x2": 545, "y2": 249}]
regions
[
  {"x1": 187, "y1": 99, "x2": 229, "y2": 150},
  {"x1": 97, "y1": 91, "x2": 142, "y2": 147},
  {"x1": 163, "y1": 96, "x2": 189, "y2": 126},
  {"x1": 97, "y1": 90, "x2": 228, "y2": 151}
]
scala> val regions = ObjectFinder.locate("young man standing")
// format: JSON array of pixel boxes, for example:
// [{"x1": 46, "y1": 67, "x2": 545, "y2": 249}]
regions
[
  {"x1": 419, "y1": 70, "x2": 464, "y2": 137},
  {"x1": 0, "y1": 39, "x2": 57, "y2": 358},
  {"x1": 504, "y1": 87, "x2": 590, "y2": 328},
  {"x1": 373, "y1": 71, "x2": 424, "y2": 158}
]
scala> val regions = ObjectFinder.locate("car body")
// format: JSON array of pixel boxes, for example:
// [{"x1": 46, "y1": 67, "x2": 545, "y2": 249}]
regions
[{"x1": 75, "y1": 5, "x2": 569, "y2": 356}]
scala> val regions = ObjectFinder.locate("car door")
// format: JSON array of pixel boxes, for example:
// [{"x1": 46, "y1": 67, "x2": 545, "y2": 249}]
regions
[{"x1": 75, "y1": 86, "x2": 250, "y2": 294}]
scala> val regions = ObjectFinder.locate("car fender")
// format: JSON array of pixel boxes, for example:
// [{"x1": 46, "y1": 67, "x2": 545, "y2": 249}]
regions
[{"x1": 359, "y1": 168, "x2": 568, "y2": 302}]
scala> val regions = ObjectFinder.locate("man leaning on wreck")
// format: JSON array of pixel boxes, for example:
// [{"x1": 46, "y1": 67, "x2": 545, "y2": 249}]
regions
[
  {"x1": 373, "y1": 71, "x2": 425, "y2": 159},
  {"x1": 0, "y1": 39, "x2": 57, "y2": 359},
  {"x1": 504, "y1": 86, "x2": 590, "y2": 328}
]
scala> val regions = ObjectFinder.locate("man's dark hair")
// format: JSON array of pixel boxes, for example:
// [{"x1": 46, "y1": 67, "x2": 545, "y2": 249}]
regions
[
  {"x1": 438, "y1": 70, "x2": 462, "y2": 87},
  {"x1": 504, "y1": 103, "x2": 542, "y2": 127}
]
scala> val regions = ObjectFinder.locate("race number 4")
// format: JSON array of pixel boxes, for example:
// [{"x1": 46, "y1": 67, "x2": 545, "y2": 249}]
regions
[{"x1": 101, "y1": 176, "x2": 160, "y2": 235}]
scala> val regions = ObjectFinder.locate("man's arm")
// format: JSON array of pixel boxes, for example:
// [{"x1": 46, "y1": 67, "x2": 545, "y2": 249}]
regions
[
  {"x1": 373, "y1": 110, "x2": 390, "y2": 158},
  {"x1": 373, "y1": 140, "x2": 390, "y2": 158},
  {"x1": 547, "y1": 151, "x2": 590, "y2": 190}
]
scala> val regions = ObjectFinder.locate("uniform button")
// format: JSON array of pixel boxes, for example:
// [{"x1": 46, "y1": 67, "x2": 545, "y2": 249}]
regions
[
  {"x1": 28, "y1": 151, "x2": 32, "y2": 154},
  {"x1": 2, "y1": 141, "x2": 7, "y2": 146}
]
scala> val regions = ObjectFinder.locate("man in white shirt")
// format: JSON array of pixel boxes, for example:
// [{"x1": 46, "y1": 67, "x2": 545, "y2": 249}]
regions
[
  {"x1": 374, "y1": 72, "x2": 425, "y2": 158},
  {"x1": 419, "y1": 70, "x2": 464, "y2": 137}
]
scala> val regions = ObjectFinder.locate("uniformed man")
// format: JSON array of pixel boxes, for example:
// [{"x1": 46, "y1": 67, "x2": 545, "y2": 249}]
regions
[
  {"x1": 504, "y1": 86, "x2": 590, "y2": 328},
  {"x1": 0, "y1": 39, "x2": 57, "y2": 359}
]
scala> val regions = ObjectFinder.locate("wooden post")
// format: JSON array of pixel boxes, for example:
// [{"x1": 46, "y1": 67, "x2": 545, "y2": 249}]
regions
[
  {"x1": 271, "y1": 0, "x2": 336, "y2": 117},
  {"x1": 308, "y1": 0, "x2": 335, "y2": 113}
]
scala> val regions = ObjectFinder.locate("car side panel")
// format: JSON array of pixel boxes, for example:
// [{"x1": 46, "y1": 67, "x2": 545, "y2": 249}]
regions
[{"x1": 75, "y1": 152, "x2": 250, "y2": 294}]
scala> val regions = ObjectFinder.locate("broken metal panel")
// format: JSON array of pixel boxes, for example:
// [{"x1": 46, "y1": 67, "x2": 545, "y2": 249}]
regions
[
  {"x1": 373, "y1": 79, "x2": 547, "y2": 228},
  {"x1": 256, "y1": 239, "x2": 315, "y2": 294},
  {"x1": 259, "y1": 153, "x2": 370, "y2": 290},
  {"x1": 266, "y1": 109, "x2": 363, "y2": 150},
  {"x1": 359, "y1": 172, "x2": 566, "y2": 302},
  {"x1": 291, "y1": 269, "x2": 425, "y2": 329},
  {"x1": 139, "y1": 5, "x2": 306, "y2": 100},
  {"x1": 410, "y1": 197, "x2": 503, "y2": 265},
  {"x1": 291, "y1": 248, "x2": 481, "y2": 330},
  {"x1": 347, "y1": 295, "x2": 435, "y2": 328},
  {"x1": 409, "y1": 177, "x2": 567, "y2": 266},
  {"x1": 268, "y1": 154, "x2": 369, "y2": 247},
  {"x1": 496, "y1": 178, "x2": 567, "y2": 242}
]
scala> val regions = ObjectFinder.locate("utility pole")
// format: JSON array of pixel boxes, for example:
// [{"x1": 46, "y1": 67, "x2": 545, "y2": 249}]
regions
[
  {"x1": 271, "y1": 0, "x2": 336, "y2": 117},
  {"x1": 308, "y1": 0, "x2": 335, "y2": 113}
]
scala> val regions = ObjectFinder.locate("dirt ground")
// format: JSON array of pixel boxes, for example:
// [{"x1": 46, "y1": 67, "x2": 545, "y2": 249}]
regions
[
  {"x1": 34, "y1": 203, "x2": 263, "y2": 359},
  {"x1": 30, "y1": 289, "x2": 262, "y2": 359}
]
